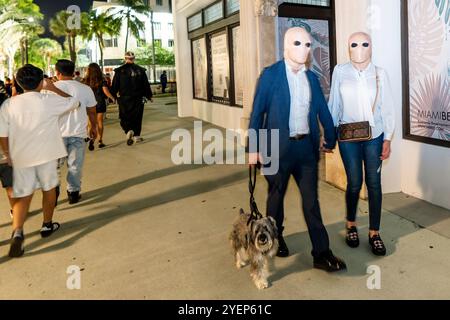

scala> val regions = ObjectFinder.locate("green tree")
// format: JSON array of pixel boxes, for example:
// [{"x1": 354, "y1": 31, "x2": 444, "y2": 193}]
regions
[
  {"x1": 107, "y1": 0, "x2": 151, "y2": 54},
  {"x1": 135, "y1": 42, "x2": 175, "y2": 66},
  {"x1": 0, "y1": 0, "x2": 44, "y2": 73},
  {"x1": 49, "y1": 10, "x2": 86, "y2": 63},
  {"x1": 80, "y1": 10, "x2": 121, "y2": 71},
  {"x1": 32, "y1": 38, "x2": 63, "y2": 75}
]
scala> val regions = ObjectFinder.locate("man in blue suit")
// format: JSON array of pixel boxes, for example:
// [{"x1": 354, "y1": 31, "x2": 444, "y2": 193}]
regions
[{"x1": 249, "y1": 27, "x2": 346, "y2": 272}]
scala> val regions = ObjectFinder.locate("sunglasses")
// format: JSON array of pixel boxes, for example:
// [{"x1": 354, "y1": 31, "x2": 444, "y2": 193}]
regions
[{"x1": 351, "y1": 42, "x2": 370, "y2": 48}]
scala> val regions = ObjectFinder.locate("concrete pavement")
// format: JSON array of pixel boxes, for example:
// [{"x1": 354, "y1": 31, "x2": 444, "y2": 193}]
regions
[{"x1": 0, "y1": 96, "x2": 449, "y2": 299}]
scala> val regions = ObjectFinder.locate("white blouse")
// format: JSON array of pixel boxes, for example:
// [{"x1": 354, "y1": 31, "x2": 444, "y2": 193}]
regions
[{"x1": 328, "y1": 62, "x2": 395, "y2": 141}]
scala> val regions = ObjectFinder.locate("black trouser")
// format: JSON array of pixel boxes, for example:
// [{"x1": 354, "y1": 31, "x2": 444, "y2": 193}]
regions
[
  {"x1": 264, "y1": 137, "x2": 330, "y2": 257},
  {"x1": 118, "y1": 96, "x2": 145, "y2": 136}
]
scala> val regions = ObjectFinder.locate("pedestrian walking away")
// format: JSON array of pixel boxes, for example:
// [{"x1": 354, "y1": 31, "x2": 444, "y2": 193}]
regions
[{"x1": 110, "y1": 51, "x2": 153, "y2": 146}]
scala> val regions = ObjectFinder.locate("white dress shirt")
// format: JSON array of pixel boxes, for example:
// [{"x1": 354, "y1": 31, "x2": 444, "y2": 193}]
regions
[
  {"x1": 285, "y1": 62, "x2": 311, "y2": 137},
  {"x1": 328, "y1": 62, "x2": 395, "y2": 141}
]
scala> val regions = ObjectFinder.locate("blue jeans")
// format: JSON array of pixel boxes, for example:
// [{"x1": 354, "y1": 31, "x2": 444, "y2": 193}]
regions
[
  {"x1": 338, "y1": 134, "x2": 384, "y2": 231},
  {"x1": 58, "y1": 137, "x2": 86, "y2": 192}
]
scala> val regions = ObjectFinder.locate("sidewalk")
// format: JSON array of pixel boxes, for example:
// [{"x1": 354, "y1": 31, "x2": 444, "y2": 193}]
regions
[{"x1": 0, "y1": 97, "x2": 449, "y2": 299}]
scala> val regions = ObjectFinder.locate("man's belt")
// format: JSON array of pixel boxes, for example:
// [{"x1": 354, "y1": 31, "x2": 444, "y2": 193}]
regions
[{"x1": 289, "y1": 134, "x2": 309, "y2": 141}]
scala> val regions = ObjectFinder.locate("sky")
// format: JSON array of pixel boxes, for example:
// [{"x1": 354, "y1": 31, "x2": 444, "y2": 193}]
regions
[{"x1": 34, "y1": 0, "x2": 99, "y2": 39}]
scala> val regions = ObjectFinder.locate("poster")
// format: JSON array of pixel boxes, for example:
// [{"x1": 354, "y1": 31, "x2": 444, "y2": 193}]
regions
[
  {"x1": 232, "y1": 26, "x2": 244, "y2": 106},
  {"x1": 192, "y1": 38, "x2": 207, "y2": 100},
  {"x1": 278, "y1": 17, "x2": 331, "y2": 98},
  {"x1": 210, "y1": 32, "x2": 230, "y2": 101},
  {"x1": 404, "y1": 0, "x2": 450, "y2": 146}
]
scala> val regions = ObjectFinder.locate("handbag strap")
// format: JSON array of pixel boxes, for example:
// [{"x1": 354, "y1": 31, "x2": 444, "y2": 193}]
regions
[{"x1": 371, "y1": 67, "x2": 380, "y2": 114}]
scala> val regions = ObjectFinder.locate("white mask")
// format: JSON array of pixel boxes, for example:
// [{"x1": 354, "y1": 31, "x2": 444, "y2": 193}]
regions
[
  {"x1": 348, "y1": 32, "x2": 372, "y2": 64},
  {"x1": 284, "y1": 27, "x2": 312, "y2": 68}
]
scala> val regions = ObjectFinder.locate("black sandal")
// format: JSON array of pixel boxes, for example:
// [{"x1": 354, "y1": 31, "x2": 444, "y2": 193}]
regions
[
  {"x1": 88, "y1": 139, "x2": 95, "y2": 151},
  {"x1": 369, "y1": 234, "x2": 386, "y2": 256},
  {"x1": 346, "y1": 226, "x2": 360, "y2": 248},
  {"x1": 40, "y1": 222, "x2": 61, "y2": 238}
]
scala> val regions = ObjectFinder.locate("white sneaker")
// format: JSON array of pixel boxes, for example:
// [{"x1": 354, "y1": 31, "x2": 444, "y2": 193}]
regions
[
  {"x1": 134, "y1": 136, "x2": 144, "y2": 143},
  {"x1": 126, "y1": 130, "x2": 134, "y2": 146}
]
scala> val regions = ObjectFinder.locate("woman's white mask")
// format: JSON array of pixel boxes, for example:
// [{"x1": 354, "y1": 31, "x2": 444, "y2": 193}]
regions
[
  {"x1": 284, "y1": 27, "x2": 312, "y2": 66},
  {"x1": 348, "y1": 32, "x2": 372, "y2": 64}
]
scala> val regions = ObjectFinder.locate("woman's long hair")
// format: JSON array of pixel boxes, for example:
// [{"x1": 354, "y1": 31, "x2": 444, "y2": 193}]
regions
[{"x1": 83, "y1": 63, "x2": 103, "y2": 89}]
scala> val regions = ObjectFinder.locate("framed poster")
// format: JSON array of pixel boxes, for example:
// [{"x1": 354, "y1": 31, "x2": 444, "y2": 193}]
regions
[
  {"x1": 232, "y1": 26, "x2": 243, "y2": 106},
  {"x1": 210, "y1": 30, "x2": 230, "y2": 103},
  {"x1": 279, "y1": 17, "x2": 332, "y2": 98},
  {"x1": 192, "y1": 37, "x2": 208, "y2": 100},
  {"x1": 402, "y1": 0, "x2": 450, "y2": 147}
]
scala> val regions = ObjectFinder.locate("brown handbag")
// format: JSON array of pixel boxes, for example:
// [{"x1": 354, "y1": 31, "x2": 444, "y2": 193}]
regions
[{"x1": 338, "y1": 69, "x2": 379, "y2": 142}]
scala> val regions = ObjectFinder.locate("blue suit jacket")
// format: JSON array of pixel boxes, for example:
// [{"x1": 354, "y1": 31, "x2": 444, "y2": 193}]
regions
[{"x1": 249, "y1": 60, "x2": 336, "y2": 160}]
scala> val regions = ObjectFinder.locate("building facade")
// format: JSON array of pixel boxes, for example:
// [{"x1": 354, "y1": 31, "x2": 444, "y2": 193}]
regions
[
  {"x1": 90, "y1": 0, "x2": 175, "y2": 81},
  {"x1": 173, "y1": 0, "x2": 450, "y2": 210}
]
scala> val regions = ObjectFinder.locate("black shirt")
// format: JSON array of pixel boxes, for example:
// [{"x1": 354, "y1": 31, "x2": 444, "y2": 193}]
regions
[{"x1": 111, "y1": 63, "x2": 153, "y2": 99}]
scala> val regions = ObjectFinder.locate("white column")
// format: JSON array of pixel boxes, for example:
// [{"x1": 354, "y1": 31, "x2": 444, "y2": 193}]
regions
[{"x1": 173, "y1": 5, "x2": 194, "y2": 118}]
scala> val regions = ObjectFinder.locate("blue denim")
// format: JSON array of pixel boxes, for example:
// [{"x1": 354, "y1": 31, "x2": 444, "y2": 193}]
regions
[
  {"x1": 58, "y1": 137, "x2": 86, "y2": 192},
  {"x1": 338, "y1": 134, "x2": 384, "y2": 231}
]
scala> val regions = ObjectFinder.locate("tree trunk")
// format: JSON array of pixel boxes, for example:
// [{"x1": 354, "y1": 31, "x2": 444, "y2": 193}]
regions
[
  {"x1": 99, "y1": 40, "x2": 104, "y2": 72},
  {"x1": 20, "y1": 39, "x2": 25, "y2": 67},
  {"x1": 47, "y1": 55, "x2": 51, "y2": 75},
  {"x1": 68, "y1": 34, "x2": 74, "y2": 62},
  {"x1": 124, "y1": 11, "x2": 130, "y2": 54},
  {"x1": 71, "y1": 35, "x2": 77, "y2": 63}
]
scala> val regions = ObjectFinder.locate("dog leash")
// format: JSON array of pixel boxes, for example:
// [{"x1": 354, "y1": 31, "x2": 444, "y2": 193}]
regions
[{"x1": 248, "y1": 164, "x2": 263, "y2": 225}]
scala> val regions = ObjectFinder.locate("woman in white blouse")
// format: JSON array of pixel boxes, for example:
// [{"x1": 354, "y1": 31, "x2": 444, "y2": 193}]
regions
[{"x1": 328, "y1": 32, "x2": 395, "y2": 256}]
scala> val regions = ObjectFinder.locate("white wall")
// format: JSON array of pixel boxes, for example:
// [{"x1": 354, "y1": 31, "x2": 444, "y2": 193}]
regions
[
  {"x1": 371, "y1": 0, "x2": 450, "y2": 209},
  {"x1": 370, "y1": 0, "x2": 403, "y2": 193}
]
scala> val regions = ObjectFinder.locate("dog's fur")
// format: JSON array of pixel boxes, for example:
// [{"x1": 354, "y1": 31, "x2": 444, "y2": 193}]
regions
[{"x1": 229, "y1": 209, "x2": 278, "y2": 289}]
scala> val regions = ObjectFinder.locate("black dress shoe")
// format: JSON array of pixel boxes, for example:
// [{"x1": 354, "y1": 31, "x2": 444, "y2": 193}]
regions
[
  {"x1": 67, "y1": 191, "x2": 81, "y2": 204},
  {"x1": 369, "y1": 234, "x2": 386, "y2": 256},
  {"x1": 313, "y1": 250, "x2": 347, "y2": 272},
  {"x1": 276, "y1": 235, "x2": 289, "y2": 257},
  {"x1": 346, "y1": 226, "x2": 360, "y2": 248}
]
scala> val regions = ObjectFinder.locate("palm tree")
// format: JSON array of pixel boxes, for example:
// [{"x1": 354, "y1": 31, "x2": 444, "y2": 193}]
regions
[
  {"x1": 49, "y1": 11, "x2": 85, "y2": 63},
  {"x1": 32, "y1": 38, "x2": 63, "y2": 75},
  {"x1": 107, "y1": 0, "x2": 151, "y2": 54},
  {"x1": 0, "y1": 0, "x2": 44, "y2": 72},
  {"x1": 80, "y1": 10, "x2": 121, "y2": 71}
]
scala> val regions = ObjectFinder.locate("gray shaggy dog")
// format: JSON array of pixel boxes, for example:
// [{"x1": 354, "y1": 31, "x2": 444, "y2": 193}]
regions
[{"x1": 229, "y1": 209, "x2": 279, "y2": 289}]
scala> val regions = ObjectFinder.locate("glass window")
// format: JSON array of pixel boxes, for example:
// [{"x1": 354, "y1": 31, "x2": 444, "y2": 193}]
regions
[
  {"x1": 168, "y1": 39, "x2": 174, "y2": 47},
  {"x1": 204, "y1": 2, "x2": 224, "y2": 25},
  {"x1": 156, "y1": 0, "x2": 163, "y2": 6},
  {"x1": 280, "y1": 0, "x2": 330, "y2": 6},
  {"x1": 104, "y1": 38, "x2": 118, "y2": 48},
  {"x1": 226, "y1": 0, "x2": 240, "y2": 16},
  {"x1": 210, "y1": 31, "x2": 230, "y2": 103},
  {"x1": 154, "y1": 22, "x2": 161, "y2": 31},
  {"x1": 188, "y1": 12, "x2": 203, "y2": 32},
  {"x1": 192, "y1": 38, "x2": 208, "y2": 100}
]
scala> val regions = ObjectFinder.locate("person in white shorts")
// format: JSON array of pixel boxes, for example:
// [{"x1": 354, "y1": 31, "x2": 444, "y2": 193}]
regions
[{"x1": 0, "y1": 64, "x2": 80, "y2": 258}]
